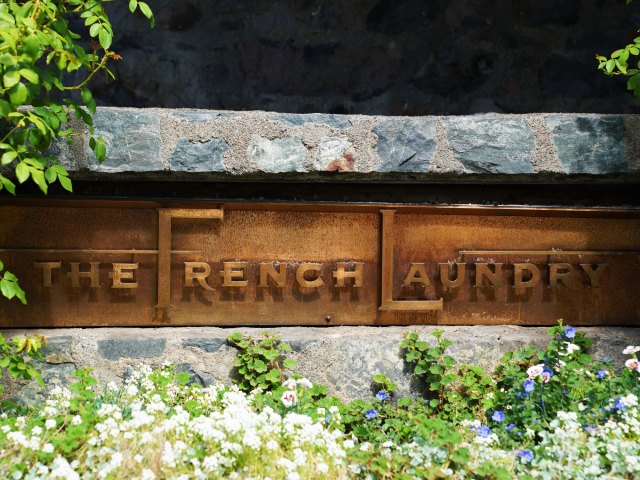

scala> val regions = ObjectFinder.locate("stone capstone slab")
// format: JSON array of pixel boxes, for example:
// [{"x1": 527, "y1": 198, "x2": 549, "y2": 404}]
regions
[
  {"x1": 98, "y1": 337, "x2": 167, "y2": 360},
  {"x1": 545, "y1": 115, "x2": 628, "y2": 174},
  {"x1": 444, "y1": 117, "x2": 536, "y2": 174},
  {"x1": 53, "y1": 108, "x2": 637, "y2": 181},
  {"x1": 373, "y1": 117, "x2": 436, "y2": 172},
  {"x1": 4, "y1": 326, "x2": 639, "y2": 403}
]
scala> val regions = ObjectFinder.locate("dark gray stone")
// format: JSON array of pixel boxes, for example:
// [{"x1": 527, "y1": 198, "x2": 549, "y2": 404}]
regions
[
  {"x1": 269, "y1": 113, "x2": 351, "y2": 129},
  {"x1": 545, "y1": 115, "x2": 628, "y2": 174},
  {"x1": 247, "y1": 136, "x2": 308, "y2": 173},
  {"x1": 444, "y1": 117, "x2": 536, "y2": 173},
  {"x1": 183, "y1": 337, "x2": 227, "y2": 352},
  {"x1": 11, "y1": 363, "x2": 76, "y2": 406},
  {"x1": 42, "y1": 335, "x2": 74, "y2": 364},
  {"x1": 87, "y1": 109, "x2": 162, "y2": 172},
  {"x1": 98, "y1": 337, "x2": 166, "y2": 360},
  {"x1": 170, "y1": 138, "x2": 228, "y2": 172},
  {"x1": 373, "y1": 117, "x2": 436, "y2": 172},
  {"x1": 176, "y1": 363, "x2": 215, "y2": 386}
]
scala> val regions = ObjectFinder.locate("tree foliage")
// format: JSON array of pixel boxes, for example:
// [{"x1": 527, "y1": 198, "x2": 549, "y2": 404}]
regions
[{"x1": 596, "y1": 1, "x2": 640, "y2": 97}]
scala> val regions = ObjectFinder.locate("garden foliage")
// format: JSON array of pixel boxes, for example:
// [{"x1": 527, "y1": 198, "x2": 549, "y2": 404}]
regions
[{"x1": 1, "y1": 324, "x2": 640, "y2": 479}]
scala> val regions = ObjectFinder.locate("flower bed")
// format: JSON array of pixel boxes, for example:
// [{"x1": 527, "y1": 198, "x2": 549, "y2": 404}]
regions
[{"x1": 1, "y1": 324, "x2": 640, "y2": 479}]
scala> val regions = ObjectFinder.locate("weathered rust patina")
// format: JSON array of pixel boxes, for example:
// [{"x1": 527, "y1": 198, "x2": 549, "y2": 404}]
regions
[{"x1": 0, "y1": 200, "x2": 638, "y2": 327}]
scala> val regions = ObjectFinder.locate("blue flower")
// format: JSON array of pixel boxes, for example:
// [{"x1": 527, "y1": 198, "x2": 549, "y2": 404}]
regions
[
  {"x1": 506, "y1": 423, "x2": 516, "y2": 432},
  {"x1": 492, "y1": 410, "x2": 505, "y2": 422},
  {"x1": 365, "y1": 409, "x2": 378, "y2": 419},
  {"x1": 563, "y1": 390, "x2": 569, "y2": 395},
  {"x1": 476, "y1": 425, "x2": 491, "y2": 438},
  {"x1": 524, "y1": 379, "x2": 535, "y2": 393},
  {"x1": 517, "y1": 449, "x2": 534, "y2": 463},
  {"x1": 614, "y1": 398, "x2": 625, "y2": 411},
  {"x1": 376, "y1": 391, "x2": 390, "y2": 401},
  {"x1": 564, "y1": 326, "x2": 576, "y2": 339},
  {"x1": 597, "y1": 370, "x2": 606, "y2": 379}
]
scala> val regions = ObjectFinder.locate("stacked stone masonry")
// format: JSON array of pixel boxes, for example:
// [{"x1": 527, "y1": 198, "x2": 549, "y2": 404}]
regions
[
  {"x1": 6, "y1": 326, "x2": 640, "y2": 404},
  {"x1": 57, "y1": 109, "x2": 640, "y2": 181}
]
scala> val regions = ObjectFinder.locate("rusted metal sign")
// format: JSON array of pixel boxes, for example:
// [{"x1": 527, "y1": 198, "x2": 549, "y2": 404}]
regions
[{"x1": 0, "y1": 201, "x2": 639, "y2": 327}]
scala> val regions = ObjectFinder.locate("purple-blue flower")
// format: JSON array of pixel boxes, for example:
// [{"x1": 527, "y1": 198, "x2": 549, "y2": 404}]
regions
[
  {"x1": 376, "y1": 391, "x2": 390, "y2": 401},
  {"x1": 492, "y1": 410, "x2": 505, "y2": 422},
  {"x1": 476, "y1": 425, "x2": 492, "y2": 438},
  {"x1": 614, "y1": 398, "x2": 625, "y2": 411},
  {"x1": 517, "y1": 449, "x2": 534, "y2": 463},
  {"x1": 597, "y1": 370, "x2": 606, "y2": 379},
  {"x1": 365, "y1": 409, "x2": 378, "y2": 419},
  {"x1": 564, "y1": 326, "x2": 576, "y2": 339},
  {"x1": 506, "y1": 423, "x2": 516, "y2": 432},
  {"x1": 524, "y1": 379, "x2": 535, "y2": 393}
]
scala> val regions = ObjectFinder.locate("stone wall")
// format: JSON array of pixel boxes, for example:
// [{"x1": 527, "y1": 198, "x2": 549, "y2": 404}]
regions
[
  {"x1": 57, "y1": 108, "x2": 640, "y2": 182},
  {"x1": 85, "y1": 0, "x2": 640, "y2": 115},
  {"x1": 5, "y1": 326, "x2": 640, "y2": 404}
]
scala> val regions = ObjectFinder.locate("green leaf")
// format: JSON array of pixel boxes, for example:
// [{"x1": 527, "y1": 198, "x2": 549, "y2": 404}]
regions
[
  {"x1": 19, "y1": 68, "x2": 39, "y2": 84},
  {"x1": 0, "y1": 176, "x2": 14, "y2": 195},
  {"x1": 1, "y1": 151, "x2": 17, "y2": 165},
  {"x1": 45, "y1": 168, "x2": 57, "y2": 183},
  {"x1": 0, "y1": 279, "x2": 16, "y2": 299},
  {"x1": 283, "y1": 358, "x2": 298, "y2": 369},
  {"x1": 3, "y1": 70, "x2": 20, "y2": 88},
  {"x1": 58, "y1": 175, "x2": 72, "y2": 192},
  {"x1": 98, "y1": 29, "x2": 112, "y2": 49},
  {"x1": 129, "y1": 0, "x2": 138, "y2": 12},
  {"x1": 265, "y1": 369, "x2": 280, "y2": 383},
  {"x1": 252, "y1": 359, "x2": 267, "y2": 373},
  {"x1": 176, "y1": 372, "x2": 191, "y2": 385},
  {"x1": 139, "y1": 2, "x2": 153, "y2": 19},
  {"x1": 9, "y1": 82, "x2": 28, "y2": 106},
  {"x1": 89, "y1": 23, "x2": 100, "y2": 37},
  {"x1": 31, "y1": 168, "x2": 48, "y2": 194},
  {"x1": 0, "y1": 99, "x2": 12, "y2": 117},
  {"x1": 15, "y1": 162, "x2": 29, "y2": 183},
  {"x1": 93, "y1": 137, "x2": 107, "y2": 162}
]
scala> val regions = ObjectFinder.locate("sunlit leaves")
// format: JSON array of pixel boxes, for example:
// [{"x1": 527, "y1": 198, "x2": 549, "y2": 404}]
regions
[{"x1": 0, "y1": 0, "x2": 153, "y2": 201}]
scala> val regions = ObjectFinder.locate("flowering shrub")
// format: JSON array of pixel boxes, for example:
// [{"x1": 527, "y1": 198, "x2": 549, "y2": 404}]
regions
[{"x1": 1, "y1": 324, "x2": 640, "y2": 479}]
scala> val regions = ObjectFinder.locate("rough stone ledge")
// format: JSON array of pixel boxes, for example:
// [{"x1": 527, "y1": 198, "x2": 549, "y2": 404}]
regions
[
  {"x1": 3, "y1": 326, "x2": 639, "y2": 404},
  {"x1": 48, "y1": 109, "x2": 640, "y2": 183}
]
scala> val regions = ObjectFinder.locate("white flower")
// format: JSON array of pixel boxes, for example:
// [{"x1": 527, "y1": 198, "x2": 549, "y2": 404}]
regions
[
  {"x1": 526, "y1": 364, "x2": 544, "y2": 379},
  {"x1": 282, "y1": 378, "x2": 298, "y2": 391},
  {"x1": 297, "y1": 378, "x2": 313, "y2": 389},
  {"x1": 559, "y1": 342, "x2": 580, "y2": 356},
  {"x1": 317, "y1": 462, "x2": 329, "y2": 473},
  {"x1": 625, "y1": 358, "x2": 640, "y2": 371},
  {"x1": 555, "y1": 360, "x2": 566, "y2": 370},
  {"x1": 281, "y1": 390, "x2": 298, "y2": 407},
  {"x1": 31, "y1": 426, "x2": 43, "y2": 436},
  {"x1": 42, "y1": 443, "x2": 54, "y2": 453},
  {"x1": 623, "y1": 346, "x2": 640, "y2": 355},
  {"x1": 45, "y1": 419, "x2": 56, "y2": 430},
  {"x1": 71, "y1": 415, "x2": 83, "y2": 426},
  {"x1": 134, "y1": 454, "x2": 143, "y2": 463},
  {"x1": 141, "y1": 469, "x2": 155, "y2": 480}
]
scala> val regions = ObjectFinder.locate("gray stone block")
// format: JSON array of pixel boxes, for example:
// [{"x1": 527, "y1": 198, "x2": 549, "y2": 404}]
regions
[
  {"x1": 98, "y1": 337, "x2": 166, "y2": 360},
  {"x1": 269, "y1": 113, "x2": 351, "y2": 129},
  {"x1": 247, "y1": 135, "x2": 308, "y2": 173},
  {"x1": 183, "y1": 337, "x2": 227, "y2": 352},
  {"x1": 170, "y1": 138, "x2": 228, "y2": 172},
  {"x1": 373, "y1": 117, "x2": 436, "y2": 172},
  {"x1": 545, "y1": 115, "x2": 627, "y2": 174},
  {"x1": 444, "y1": 117, "x2": 535, "y2": 173},
  {"x1": 176, "y1": 363, "x2": 215, "y2": 386},
  {"x1": 87, "y1": 109, "x2": 162, "y2": 172},
  {"x1": 42, "y1": 335, "x2": 74, "y2": 365}
]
